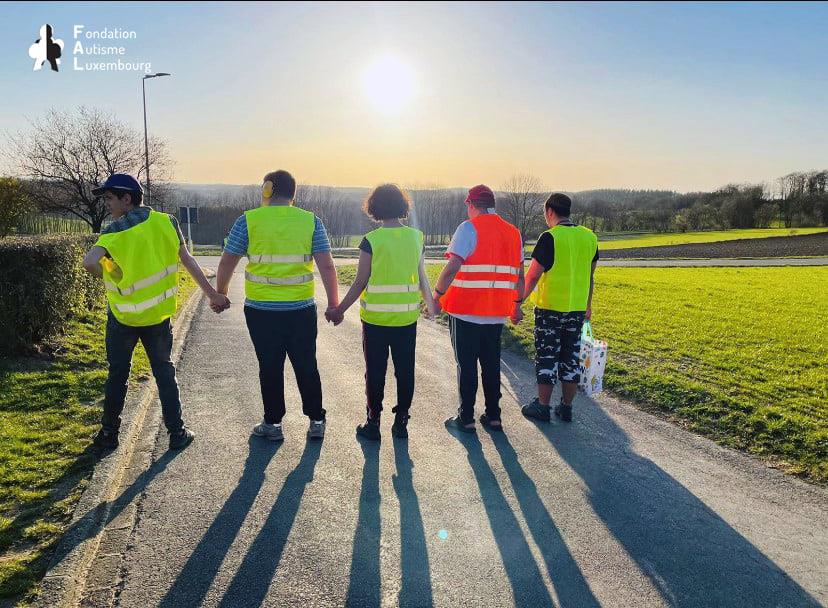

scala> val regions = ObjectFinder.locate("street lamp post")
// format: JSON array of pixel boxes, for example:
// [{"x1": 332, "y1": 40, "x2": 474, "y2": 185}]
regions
[{"x1": 142, "y1": 72, "x2": 171, "y2": 210}]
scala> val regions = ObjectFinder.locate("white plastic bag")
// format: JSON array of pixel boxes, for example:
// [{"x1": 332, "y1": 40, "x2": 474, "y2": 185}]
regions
[{"x1": 578, "y1": 321, "x2": 608, "y2": 396}]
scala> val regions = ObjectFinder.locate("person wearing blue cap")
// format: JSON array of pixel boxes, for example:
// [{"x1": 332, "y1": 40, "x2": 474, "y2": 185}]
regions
[{"x1": 82, "y1": 174, "x2": 230, "y2": 451}]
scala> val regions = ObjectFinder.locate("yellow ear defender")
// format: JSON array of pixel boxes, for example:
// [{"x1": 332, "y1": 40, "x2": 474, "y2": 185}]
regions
[{"x1": 262, "y1": 180, "x2": 274, "y2": 205}]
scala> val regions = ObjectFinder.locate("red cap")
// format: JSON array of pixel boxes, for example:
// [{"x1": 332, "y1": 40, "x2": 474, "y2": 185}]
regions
[{"x1": 465, "y1": 184, "x2": 495, "y2": 206}]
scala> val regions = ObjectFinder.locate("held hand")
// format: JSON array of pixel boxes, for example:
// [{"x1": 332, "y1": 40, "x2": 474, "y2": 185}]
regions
[
  {"x1": 585, "y1": 306, "x2": 592, "y2": 321},
  {"x1": 432, "y1": 294, "x2": 442, "y2": 316},
  {"x1": 424, "y1": 301, "x2": 436, "y2": 320},
  {"x1": 325, "y1": 306, "x2": 344, "y2": 326},
  {"x1": 209, "y1": 292, "x2": 231, "y2": 313},
  {"x1": 510, "y1": 306, "x2": 524, "y2": 325}
]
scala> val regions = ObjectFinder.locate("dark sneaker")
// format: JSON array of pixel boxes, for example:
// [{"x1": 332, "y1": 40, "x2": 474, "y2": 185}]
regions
[
  {"x1": 522, "y1": 398, "x2": 551, "y2": 422},
  {"x1": 391, "y1": 419, "x2": 408, "y2": 439},
  {"x1": 92, "y1": 428, "x2": 119, "y2": 450},
  {"x1": 252, "y1": 421, "x2": 284, "y2": 442},
  {"x1": 444, "y1": 416, "x2": 476, "y2": 434},
  {"x1": 307, "y1": 419, "x2": 326, "y2": 440},
  {"x1": 554, "y1": 402, "x2": 573, "y2": 422},
  {"x1": 169, "y1": 427, "x2": 195, "y2": 450},
  {"x1": 391, "y1": 408, "x2": 409, "y2": 439},
  {"x1": 356, "y1": 420, "x2": 381, "y2": 441},
  {"x1": 479, "y1": 413, "x2": 503, "y2": 432}
]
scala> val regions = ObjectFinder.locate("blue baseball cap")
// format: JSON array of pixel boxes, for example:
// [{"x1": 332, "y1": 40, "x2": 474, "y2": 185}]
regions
[{"x1": 92, "y1": 174, "x2": 143, "y2": 197}]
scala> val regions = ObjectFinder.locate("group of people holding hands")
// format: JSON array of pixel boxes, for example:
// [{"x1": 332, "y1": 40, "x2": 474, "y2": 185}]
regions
[{"x1": 83, "y1": 170, "x2": 597, "y2": 450}]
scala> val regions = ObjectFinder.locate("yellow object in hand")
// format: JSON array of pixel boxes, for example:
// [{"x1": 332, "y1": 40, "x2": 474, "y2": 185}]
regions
[{"x1": 100, "y1": 256, "x2": 123, "y2": 281}]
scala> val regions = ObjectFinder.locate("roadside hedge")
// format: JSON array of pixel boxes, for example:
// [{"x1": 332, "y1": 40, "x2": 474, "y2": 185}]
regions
[{"x1": 0, "y1": 235, "x2": 104, "y2": 355}]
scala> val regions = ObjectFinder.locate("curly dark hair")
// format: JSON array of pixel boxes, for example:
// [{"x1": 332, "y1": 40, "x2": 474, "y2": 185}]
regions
[{"x1": 363, "y1": 183, "x2": 411, "y2": 221}]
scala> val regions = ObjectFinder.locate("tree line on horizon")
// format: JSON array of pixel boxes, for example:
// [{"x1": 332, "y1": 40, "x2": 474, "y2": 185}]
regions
[{"x1": 1, "y1": 107, "x2": 826, "y2": 243}]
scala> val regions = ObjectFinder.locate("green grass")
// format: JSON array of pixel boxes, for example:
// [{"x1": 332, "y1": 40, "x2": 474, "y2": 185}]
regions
[
  {"x1": 192, "y1": 246, "x2": 224, "y2": 256},
  {"x1": 338, "y1": 264, "x2": 828, "y2": 481},
  {"x1": 0, "y1": 272, "x2": 197, "y2": 603},
  {"x1": 596, "y1": 227, "x2": 828, "y2": 251}
]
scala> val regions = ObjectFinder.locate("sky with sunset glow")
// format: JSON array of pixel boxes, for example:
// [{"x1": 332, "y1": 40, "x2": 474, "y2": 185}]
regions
[{"x1": 2, "y1": 1, "x2": 826, "y2": 192}]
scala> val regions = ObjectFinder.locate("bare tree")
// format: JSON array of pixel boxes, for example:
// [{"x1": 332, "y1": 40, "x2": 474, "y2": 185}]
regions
[
  {"x1": 5, "y1": 107, "x2": 174, "y2": 232},
  {"x1": 295, "y1": 184, "x2": 360, "y2": 248},
  {"x1": 500, "y1": 173, "x2": 546, "y2": 243}
]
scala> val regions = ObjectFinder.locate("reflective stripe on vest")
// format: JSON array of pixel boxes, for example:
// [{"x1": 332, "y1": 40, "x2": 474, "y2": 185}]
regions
[
  {"x1": 104, "y1": 264, "x2": 177, "y2": 296},
  {"x1": 360, "y1": 301, "x2": 420, "y2": 313},
  {"x1": 244, "y1": 271, "x2": 314, "y2": 286},
  {"x1": 451, "y1": 279, "x2": 516, "y2": 289},
  {"x1": 365, "y1": 283, "x2": 419, "y2": 294},
  {"x1": 114, "y1": 286, "x2": 179, "y2": 313},
  {"x1": 247, "y1": 254, "x2": 312, "y2": 264},
  {"x1": 459, "y1": 264, "x2": 519, "y2": 275}
]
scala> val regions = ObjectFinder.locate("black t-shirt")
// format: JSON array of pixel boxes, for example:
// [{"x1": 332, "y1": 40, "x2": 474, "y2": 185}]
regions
[
  {"x1": 358, "y1": 237, "x2": 425, "y2": 255},
  {"x1": 531, "y1": 223, "x2": 599, "y2": 272}
]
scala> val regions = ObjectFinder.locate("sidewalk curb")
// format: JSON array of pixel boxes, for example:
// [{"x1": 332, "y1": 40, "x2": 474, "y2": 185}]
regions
[{"x1": 35, "y1": 287, "x2": 205, "y2": 608}]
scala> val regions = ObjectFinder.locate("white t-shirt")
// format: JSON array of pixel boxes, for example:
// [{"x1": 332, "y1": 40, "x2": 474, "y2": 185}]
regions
[{"x1": 445, "y1": 211, "x2": 521, "y2": 325}]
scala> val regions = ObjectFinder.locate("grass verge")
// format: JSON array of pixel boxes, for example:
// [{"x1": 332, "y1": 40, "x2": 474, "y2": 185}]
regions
[
  {"x1": 0, "y1": 272, "x2": 197, "y2": 604},
  {"x1": 594, "y1": 227, "x2": 828, "y2": 251},
  {"x1": 337, "y1": 264, "x2": 827, "y2": 482}
]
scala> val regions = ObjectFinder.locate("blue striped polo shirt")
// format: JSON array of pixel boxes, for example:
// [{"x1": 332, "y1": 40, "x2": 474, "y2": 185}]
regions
[{"x1": 223, "y1": 211, "x2": 331, "y2": 311}]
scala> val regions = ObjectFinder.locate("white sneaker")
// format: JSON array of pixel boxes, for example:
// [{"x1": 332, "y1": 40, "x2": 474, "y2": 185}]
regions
[
  {"x1": 252, "y1": 421, "x2": 284, "y2": 442},
  {"x1": 307, "y1": 419, "x2": 325, "y2": 440}
]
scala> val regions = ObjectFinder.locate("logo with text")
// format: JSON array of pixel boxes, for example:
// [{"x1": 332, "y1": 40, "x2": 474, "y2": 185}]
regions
[{"x1": 27, "y1": 24, "x2": 153, "y2": 74}]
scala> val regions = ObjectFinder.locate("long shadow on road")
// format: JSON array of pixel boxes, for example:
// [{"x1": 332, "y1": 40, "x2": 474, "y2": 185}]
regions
[
  {"x1": 485, "y1": 429, "x2": 600, "y2": 608},
  {"x1": 48, "y1": 446, "x2": 181, "y2": 571},
  {"x1": 158, "y1": 436, "x2": 281, "y2": 608},
  {"x1": 346, "y1": 438, "x2": 382, "y2": 607},
  {"x1": 450, "y1": 429, "x2": 556, "y2": 608},
  {"x1": 393, "y1": 437, "x2": 434, "y2": 608},
  {"x1": 216, "y1": 439, "x2": 322, "y2": 608},
  {"x1": 526, "y1": 397, "x2": 821, "y2": 607}
]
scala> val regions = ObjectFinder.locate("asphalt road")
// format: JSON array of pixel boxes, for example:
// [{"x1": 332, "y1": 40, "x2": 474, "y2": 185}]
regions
[{"x1": 112, "y1": 266, "x2": 828, "y2": 607}]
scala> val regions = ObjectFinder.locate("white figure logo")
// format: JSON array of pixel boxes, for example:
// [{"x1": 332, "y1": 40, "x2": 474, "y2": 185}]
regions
[{"x1": 29, "y1": 24, "x2": 64, "y2": 72}]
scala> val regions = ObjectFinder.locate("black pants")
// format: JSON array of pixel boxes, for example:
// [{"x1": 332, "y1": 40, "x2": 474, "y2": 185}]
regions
[
  {"x1": 102, "y1": 312, "x2": 183, "y2": 434},
  {"x1": 448, "y1": 316, "x2": 503, "y2": 424},
  {"x1": 362, "y1": 321, "x2": 417, "y2": 421},
  {"x1": 244, "y1": 305, "x2": 325, "y2": 424}
]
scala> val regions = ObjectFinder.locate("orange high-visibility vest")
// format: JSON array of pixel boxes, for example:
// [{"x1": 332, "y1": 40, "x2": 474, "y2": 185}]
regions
[{"x1": 441, "y1": 214, "x2": 523, "y2": 317}]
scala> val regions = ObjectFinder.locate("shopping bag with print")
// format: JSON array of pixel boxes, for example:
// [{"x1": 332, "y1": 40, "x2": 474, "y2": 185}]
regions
[{"x1": 578, "y1": 321, "x2": 608, "y2": 396}]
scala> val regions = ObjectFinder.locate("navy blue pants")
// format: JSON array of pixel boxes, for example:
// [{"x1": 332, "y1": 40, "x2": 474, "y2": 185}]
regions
[{"x1": 102, "y1": 311, "x2": 183, "y2": 434}]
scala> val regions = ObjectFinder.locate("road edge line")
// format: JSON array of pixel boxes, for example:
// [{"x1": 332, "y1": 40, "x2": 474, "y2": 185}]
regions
[{"x1": 35, "y1": 286, "x2": 205, "y2": 608}]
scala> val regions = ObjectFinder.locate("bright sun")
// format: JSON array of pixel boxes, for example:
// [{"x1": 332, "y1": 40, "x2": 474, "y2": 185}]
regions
[{"x1": 362, "y1": 54, "x2": 415, "y2": 113}]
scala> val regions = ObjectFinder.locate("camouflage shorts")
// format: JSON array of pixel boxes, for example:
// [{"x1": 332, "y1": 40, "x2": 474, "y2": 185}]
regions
[{"x1": 534, "y1": 309, "x2": 585, "y2": 385}]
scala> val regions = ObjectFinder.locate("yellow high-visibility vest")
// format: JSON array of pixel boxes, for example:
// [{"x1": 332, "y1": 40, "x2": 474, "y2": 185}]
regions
[
  {"x1": 244, "y1": 205, "x2": 316, "y2": 301},
  {"x1": 360, "y1": 226, "x2": 423, "y2": 326},
  {"x1": 531, "y1": 224, "x2": 597, "y2": 312},
  {"x1": 95, "y1": 209, "x2": 180, "y2": 326}
]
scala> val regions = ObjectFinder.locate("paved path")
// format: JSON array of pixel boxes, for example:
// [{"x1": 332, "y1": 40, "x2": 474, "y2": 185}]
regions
[
  {"x1": 196, "y1": 255, "x2": 828, "y2": 269},
  {"x1": 106, "y1": 268, "x2": 827, "y2": 608}
]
